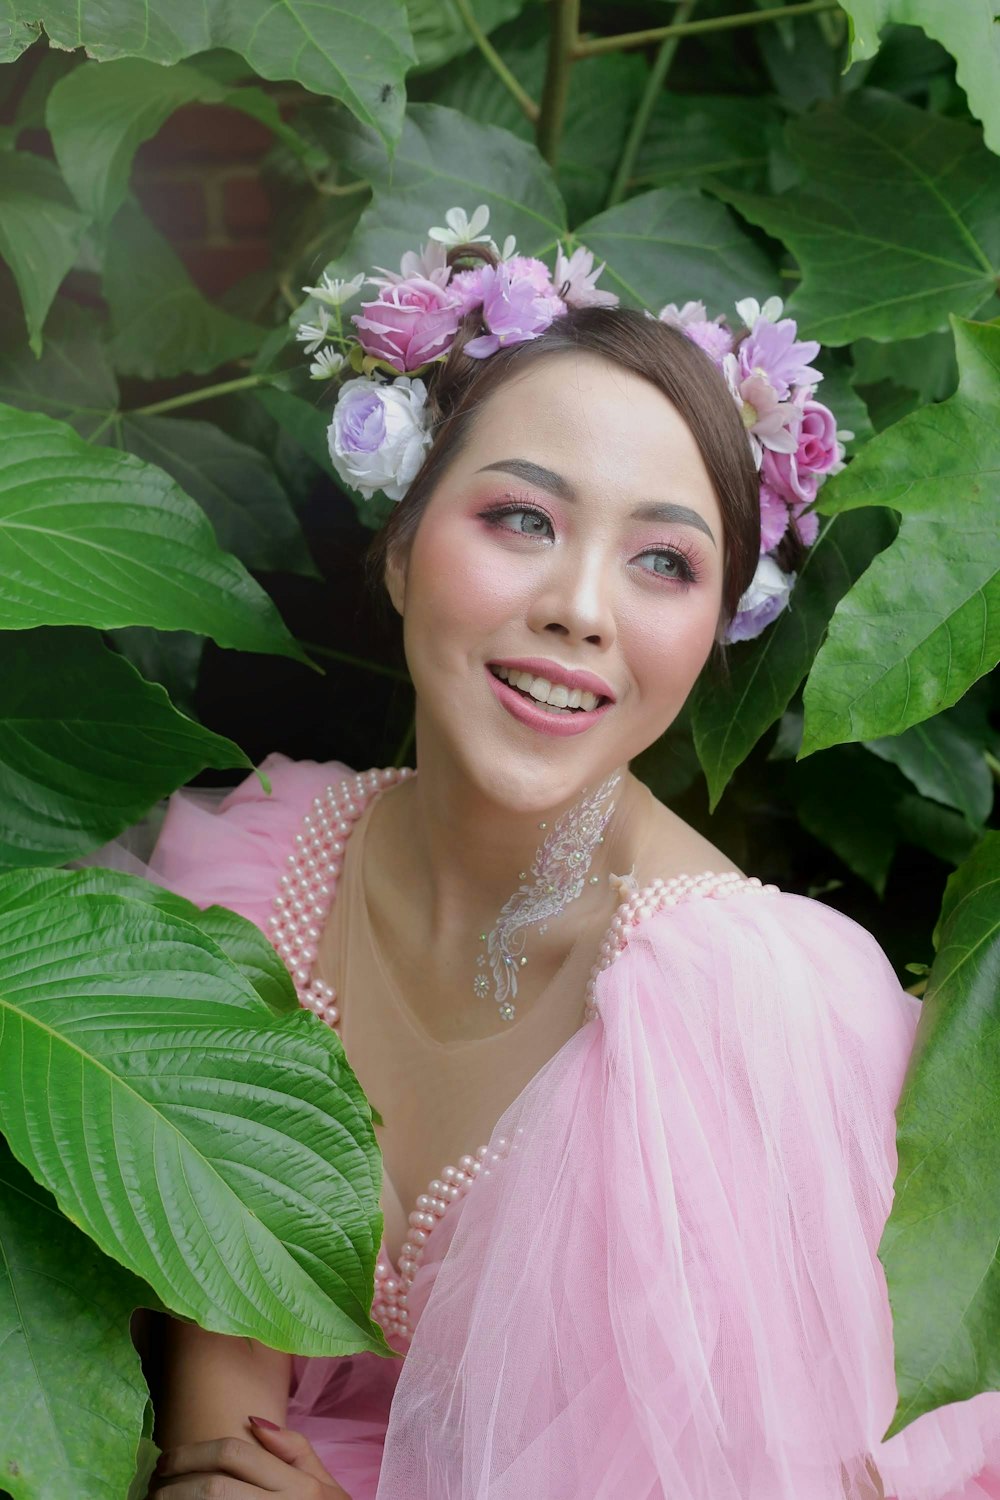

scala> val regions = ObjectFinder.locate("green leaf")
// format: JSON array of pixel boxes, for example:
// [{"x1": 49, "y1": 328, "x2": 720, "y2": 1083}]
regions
[
  {"x1": 0, "y1": 870, "x2": 394, "y2": 1359},
  {"x1": 105, "y1": 204, "x2": 267, "y2": 379},
  {"x1": 0, "y1": 298, "x2": 118, "y2": 438},
  {"x1": 0, "y1": 1135, "x2": 153, "y2": 1500},
  {"x1": 406, "y1": 0, "x2": 525, "y2": 72},
  {"x1": 792, "y1": 743, "x2": 903, "y2": 895},
  {"x1": 714, "y1": 91, "x2": 1000, "y2": 344},
  {"x1": 574, "y1": 186, "x2": 780, "y2": 318},
  {"x1": 864, "y1": 710, "x2": 993, "y2": 828},
  {"x1": 314, "y1": 102, "x2": 566, "y2": 296},
  {"x1": 893, "y1": 790, "x2": 981, "y2": 869},
  {"x1": 800, "y1": 317, "x2": 1000, "y2": 754},
  {"x1": 0, "y1": 629, "x2": 253, "y2": 868},
  {"x1": 689, "y1": 509, "x2": 896, "y2": 810},
  {"x1": 105, "y1": 627, "x2": 206, "y2": 719},
  {"x1": 840, "y1": 0, "x2": 1000, "y2": 156},
  {"x1": 119, "y1": 415, "x2": 318, "y2": 579},
  {"x1": 878, "y1": 831, "x2": 1000, "y2": 1437},
  {"x1": 0, "y1": 402, "x2": 310, "y2": 666},
  {"x1": 851, "y1": 327, "x2": 958, "y2": 405},
  {"x1": 0, "y1": 151, "x2": 88, "y2": 355},
  {"x1": 0, "y1": 865, "x2": 298, "y2": 1016},
  {"x1": 4, "y1": 0, "x2": 415, "y2": 150},
  {"x1": 633, "y1": 94, "x2": 782, "y2": 195},
  {"x1": 47, "y1": 60, "x2": 321, "y2": 229}
]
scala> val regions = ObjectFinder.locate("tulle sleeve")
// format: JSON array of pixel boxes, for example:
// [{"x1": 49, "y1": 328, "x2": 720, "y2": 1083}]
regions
[
  {"x1": 146, "y1": 751, "x2": 353, "y2": 922},
  {"x1": 374, "y1": 885, "x2": 1000, "y2": 1500}
]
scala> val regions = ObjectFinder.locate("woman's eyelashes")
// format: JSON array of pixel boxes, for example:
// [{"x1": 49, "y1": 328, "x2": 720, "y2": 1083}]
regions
[{"x1": 477, "y1": 498, "x2": 703, "y2": 586}]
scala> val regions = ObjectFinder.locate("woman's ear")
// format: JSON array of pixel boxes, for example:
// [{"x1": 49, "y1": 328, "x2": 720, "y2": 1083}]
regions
[{"x1": 384, "y1": 542, "x2": 406, "y2": 617}]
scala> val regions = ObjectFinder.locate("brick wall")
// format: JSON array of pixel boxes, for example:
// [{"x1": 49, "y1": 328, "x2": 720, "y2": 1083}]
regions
[{"x1": 133, "y1": 101, "x2": 282, "y2": 300}]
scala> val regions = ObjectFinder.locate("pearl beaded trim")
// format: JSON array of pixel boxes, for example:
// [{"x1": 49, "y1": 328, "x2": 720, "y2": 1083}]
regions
[{"x1": 267, "y1": 764, "x2": 778, "y2": 1350}]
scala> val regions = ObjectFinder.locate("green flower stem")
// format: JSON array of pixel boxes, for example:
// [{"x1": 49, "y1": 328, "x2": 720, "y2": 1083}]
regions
[
  {"x1": 985, "y1": 750, "x2": 1000, "y2": 784},
  {"x1": 131, "y1": 374, "x2": 270, "y2": 419},
  {"x1": 538, "y1": 0, "x2": 580, "y2": 167},
  {"x1": 452, "y1": 0, "x2": 539, "y2": 123},
  {"x1": 572, "y1": 0, "x2": 840, "y2": 58},
  {"x1": 605, "y1": 0, "x2": 698, "y2": 210},
  {"x1": 297, "y1": 641, "x2": 412, "y2": 683}
]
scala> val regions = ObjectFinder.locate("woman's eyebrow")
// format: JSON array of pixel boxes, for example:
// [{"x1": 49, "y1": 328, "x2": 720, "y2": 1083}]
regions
[{"x1": 476, "y1": 457, "x2": 717, "y2": 549}]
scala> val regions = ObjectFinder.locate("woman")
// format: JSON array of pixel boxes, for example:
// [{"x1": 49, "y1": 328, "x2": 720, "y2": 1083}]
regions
[{"x1": 144, "y1": 293, "x2": 1000, "y2": 1498}]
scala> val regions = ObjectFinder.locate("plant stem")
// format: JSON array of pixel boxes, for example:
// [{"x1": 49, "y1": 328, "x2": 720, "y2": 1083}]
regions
[
  {"x1": 131, "y1": 374, "x2": 269, "y2": 418},
  {"x1": 605, "y1": 0, "x2": 697, "y2": 209},
  {"x1": 537, "y1": 0, "x2": 580, "y2": 167},
  {"x1": 985, "y1": 749, "x2": 1000, "y2": 784},
  {"x1": 297, "y1": 640, "x2": 412, "y2": 683},
  {"x1": 573, "y1": 0, "x2": 840, "y2": 58},
  {"x1": 452, "y1": 0, "x2": 539, "y2": 122}
]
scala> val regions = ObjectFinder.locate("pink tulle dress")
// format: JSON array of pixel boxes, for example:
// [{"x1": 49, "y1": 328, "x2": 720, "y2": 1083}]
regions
[{"x1": 147, "y1": 752, "x2": 1000, "y2": 1500}]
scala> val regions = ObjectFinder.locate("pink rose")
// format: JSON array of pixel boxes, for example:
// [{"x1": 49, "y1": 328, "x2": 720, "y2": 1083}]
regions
[
  {"x1": 761, "y1": 446, "x2": 820, "y2": 506},
  {"x1": 795, "y1": 399, "x2": 839, "y2": 476},
  {"x1": 352, "y1": 275, "x2": 462, "y2": 373}
]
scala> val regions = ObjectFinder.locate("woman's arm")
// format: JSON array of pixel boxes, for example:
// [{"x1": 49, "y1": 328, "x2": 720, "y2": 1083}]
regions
[{"x1": 155, "y1": 1317, "x2": 292, "y2": 1447}]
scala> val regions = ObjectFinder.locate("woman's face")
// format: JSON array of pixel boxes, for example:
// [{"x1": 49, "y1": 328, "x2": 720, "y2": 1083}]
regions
[{"x1": 386, "y1": 351, "x2": 727, "y2": 812}]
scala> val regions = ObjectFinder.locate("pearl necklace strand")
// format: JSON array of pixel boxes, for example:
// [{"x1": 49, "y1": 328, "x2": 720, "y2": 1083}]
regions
[{"x1": 266, "y1": 764, "x2": 778, "y2": 1350}]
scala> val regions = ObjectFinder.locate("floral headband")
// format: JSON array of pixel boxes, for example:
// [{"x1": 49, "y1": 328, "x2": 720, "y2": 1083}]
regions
[{"x1": 297, "y1": 205, "x2": 851, "y2": 644}]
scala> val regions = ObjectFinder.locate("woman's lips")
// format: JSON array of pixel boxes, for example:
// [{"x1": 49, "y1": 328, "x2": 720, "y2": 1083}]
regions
[{"x1": 485, "y1": 665, "x2": 614, "y2": 738}]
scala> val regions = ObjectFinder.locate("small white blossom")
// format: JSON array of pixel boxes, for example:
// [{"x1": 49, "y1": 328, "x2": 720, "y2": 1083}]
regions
[
  {"x1": 428, "y1": 204, "x2": 492, "y2": 248},
  {"x1": 554, "y1": 243, "x2": 618, "y2": 309},
  {"x1": 295, "y1": 309, "x2": 332, "y2": 354},
  {"x1": 301, "y1": 271, "x2": 366, "y2": 309},
  {"x1": 499, "y1": 234, "x2": 517, "y2": 260},
  {"x1": 309, "y1": 347, "x2": 346, "y2": 381},
  {"x1": 735, "y1": 295, "x2": 784, "y2": 329},
  {"x1": 368, "y1": 240, "x2": 451, "y2": 290}
]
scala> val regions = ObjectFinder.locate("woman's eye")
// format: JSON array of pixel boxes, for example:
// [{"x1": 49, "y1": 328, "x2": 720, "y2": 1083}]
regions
[
  {"x1": 637, "y1": 549, "x2": 694, "y2": 583},
  {"x1": 493, "y1": 508, "x2": 553, "y2": 538}
]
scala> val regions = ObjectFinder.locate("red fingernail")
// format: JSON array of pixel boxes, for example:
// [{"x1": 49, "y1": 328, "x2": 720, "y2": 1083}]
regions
[{"x1": 249, "y1": 1414, "x2": 280, "y2": 1431}]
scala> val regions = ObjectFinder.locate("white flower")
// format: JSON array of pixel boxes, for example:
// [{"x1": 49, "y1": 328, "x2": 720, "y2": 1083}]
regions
[
  {"x1": 735, "y1": 295, "x2": 784, "y2": 329},
  {"x1": 309, "y1": 347, "x2": 345, "y2": 381},
  {"x1": 554, "y1": 243, "x2": 618, "y2": 308},
  {"x1": 428, "y1": 204, "x2": 492, "y2": 248},
  {"x1": 368, "y1": 240, "x2": 451, "y2": 290},
  {"x1": 295, "y1": 309, "x2": 332, "y2": 354},
  {"x1": 723, "y1": 555, "x2": 797, "y2": 642},
  {"x1": 658, "y1": 299, "x2": 708, "y2": 328},
  {"x1": 327, "y1": 376, "x2": 432, "y2": 502},
  {"x1": 301, "y1": 271, "x2": 366, "y2": 309},
  {"x1": 499, "y1": 234, "x2": 517, "y2": 260}
]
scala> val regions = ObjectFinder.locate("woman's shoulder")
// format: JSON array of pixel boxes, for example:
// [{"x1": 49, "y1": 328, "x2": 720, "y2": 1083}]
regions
[
  {"x1": 631, "y1": 786, "x2": 745, "y2": 888},
  {"x1": 147, "y1": 752, "x2": 357, "y2": 925}
]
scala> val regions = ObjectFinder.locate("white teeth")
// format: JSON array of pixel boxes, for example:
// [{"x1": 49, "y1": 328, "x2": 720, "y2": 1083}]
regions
[{"x1": 490, "y1": 665, "x2": 605, "y2": 713}]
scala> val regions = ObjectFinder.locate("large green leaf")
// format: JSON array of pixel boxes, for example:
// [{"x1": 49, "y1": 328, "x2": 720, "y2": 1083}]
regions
[
  {"x1": 0, "y1": 402, "x2": 310, "y2": 665},
  {"x1": 0, "y1": 870, "x2": 394, "y2": 1359},
  {"x1": 120, "y1": 415, "x2": 318, "y2": 579},
  {"x1": 574, "y1": 185, "x2": 779, "y2": 318},
  {"x1": 105, "y1": 204, "x2": 267, "y2": 379},
  {"x1": 0, "y1": 1136, "x2": 153, "y2": 1500},
  {"x1": 840, "y1": 0, "x2": 1000, "y2": 156},
  {"x1": 406, "y1": 0, "x2": 525, "y2": 72},
  {"x1": 314, "y1": 102, "x2": 566, "y2": 298},
  {"x1": 3, "y1": 0, "x2": 414, "y2": 150},
  {"x1": 46, "y1": 59, "x2": 321, "y2": 229},
  {"x1": 0, "y1": 864, "x2": 298, "y2": 1017},
  {"x1": 633, "y1": 94, "x2": 782, "y2": 195},
  {"x1": 689, "y1": 509, "x2": 896, "y2": 810},
  {"x1": 714, "y1": 91, "x2": 1000, "y2": 344},
  {"x1": 0, "y1": 628, "x2": 253, "y2": 869},
  {"x1": 792, "y1": 743, "x2": 904, "y2": 895},
  {"x1": 878, "y1": 831, "x2": 1000, "y2": 1437},
  {"x1": 0, "y1": 298, "x2": 118, "y2": 438},
  {"x1": 800, "y1": 318, "x2": 1000, "y2": 754},
  {"x1": 0, "y1": 151, "x2": 88, "y2": 355},
  {"x1": 864, "y1": 710, "x2": 993, "y2": 829}
]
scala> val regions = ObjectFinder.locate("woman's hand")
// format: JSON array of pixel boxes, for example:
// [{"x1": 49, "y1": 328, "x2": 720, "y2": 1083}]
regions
[{"x1": 151, "y1": 1414, "x2": 352, "y2": 1499}]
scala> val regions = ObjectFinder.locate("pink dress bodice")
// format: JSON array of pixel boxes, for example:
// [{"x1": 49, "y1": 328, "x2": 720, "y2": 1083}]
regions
[{"x1": 148, "y1": 753, "x2": 1000, "y2": 1500}]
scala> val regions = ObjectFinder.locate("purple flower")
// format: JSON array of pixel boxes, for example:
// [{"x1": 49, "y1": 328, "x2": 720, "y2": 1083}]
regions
[
  {"x1": 738, "y1": 316, "x2": 822, "y2": 400},
  {"x1": 722, "y1": 355, "x2": 802, "y2": 467},
  {"x1": 683, "y1": 319, "x2": 734, "y2": 362},
  {"x1": 790, "y1": 502, "x2": 819, "y2": 546},
  {"x1": 352, "y1": 275, "x2": 462, "y2": 373},
  {"x1": 335, "y1": 381, "x2": 385, "y2": 455},
  {"x1": 723, "y1": 556, "x2": 796, "y2": 643},
  {"x1": 464, "y1": 263, "x2": 560, "y2": 358},
  {"x1": 327, "y1": 376, "x2": 431, "y2": 502},
  {"x1": 449, "y1": 264, "x2": 490, "y2": 315}
]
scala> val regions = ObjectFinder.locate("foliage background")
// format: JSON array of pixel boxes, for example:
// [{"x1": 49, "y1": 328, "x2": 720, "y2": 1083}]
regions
[{"x1": 0, "y1": 1, "x2": 998, "y2": 1495}]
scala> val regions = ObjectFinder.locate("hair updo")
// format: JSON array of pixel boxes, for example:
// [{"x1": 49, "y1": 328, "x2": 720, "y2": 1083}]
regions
[{"x1": 365, "y1": 249, "x2": 807, "y2": 680}]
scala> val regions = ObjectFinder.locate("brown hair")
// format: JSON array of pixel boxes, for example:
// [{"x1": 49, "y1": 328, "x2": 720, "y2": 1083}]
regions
[{"x1": 365, "y1": 282, "x2": 807, "y2": 681}]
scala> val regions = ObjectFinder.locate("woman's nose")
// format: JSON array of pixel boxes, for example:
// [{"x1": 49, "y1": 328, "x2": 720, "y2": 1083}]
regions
[{"x1": 527, "y1": 550, "x2": 617, "y2": 649}]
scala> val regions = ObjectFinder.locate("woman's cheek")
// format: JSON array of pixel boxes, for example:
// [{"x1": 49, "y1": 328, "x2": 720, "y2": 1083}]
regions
[{"x1": 416, "y1": 525, "x2": 524, "y2": 632}]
